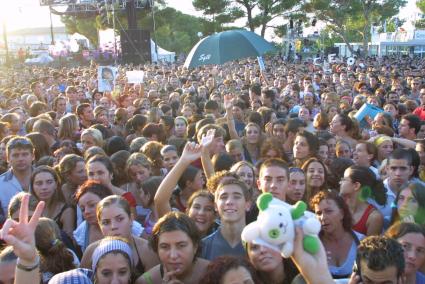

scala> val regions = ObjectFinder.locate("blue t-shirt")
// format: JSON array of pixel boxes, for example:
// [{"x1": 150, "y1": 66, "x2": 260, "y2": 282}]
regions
[
  {"x1": 201, "y1": 228, "x2": 245, "y2": 261},
  {"x1": 417, "y1": 271, "x2": 425, "y2": 284}
]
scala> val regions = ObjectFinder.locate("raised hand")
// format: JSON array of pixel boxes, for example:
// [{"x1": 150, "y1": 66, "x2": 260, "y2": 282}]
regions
[
  {"x1": 290, "y1": 227, "x2": 333, "y2": 284},
  {"x1": 0, "y1": 194, "x2": 45, "y2": 264},
  {"x1": 223, "y1": 93, "x2": 235, "y2": 111},
  {"x1": 201, "y1": 129, "x2": 216, "y2": 149},
  {"x1": 180, "y1": 141, "x2": 203, "y2": 163}
]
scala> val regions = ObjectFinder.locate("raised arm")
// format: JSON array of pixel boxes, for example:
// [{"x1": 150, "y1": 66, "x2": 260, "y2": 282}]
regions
[
  {"x1": 154, "y1": 142, "x2": 203, "y2": 218},
  {"x1": 200, "y1": 129, "x2": 216, "y2": 180},
  {"x1": 0, "y1": 194, "x2": 45, "y2": 284},
  {"x1": 391, "y1": 136, "x2": 416, "y2": 149},
  {"x1": 290, "y1": 227, "x2": 334, "y2": 284},
  {"x1": 224, "y1": 93, "x2": 240, "y2": 140}
]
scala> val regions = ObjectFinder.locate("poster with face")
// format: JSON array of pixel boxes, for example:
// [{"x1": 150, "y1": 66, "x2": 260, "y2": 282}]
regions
[{"x1": 98, "y1": 66, "x2": 117, "y2": 92}]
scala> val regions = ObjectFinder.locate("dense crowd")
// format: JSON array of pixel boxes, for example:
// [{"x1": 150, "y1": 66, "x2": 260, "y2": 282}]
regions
[{"x1": 0, "y1": 54, "x2": 424, "y2": 284}]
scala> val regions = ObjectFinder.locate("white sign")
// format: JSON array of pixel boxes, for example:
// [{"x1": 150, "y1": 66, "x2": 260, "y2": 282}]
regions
[
  {"x1": 328, "y1": 53, "x2": 336, "y2": 63},
  {"x1": 126, "y1": 71, "x2": 144, "y2": 84}
]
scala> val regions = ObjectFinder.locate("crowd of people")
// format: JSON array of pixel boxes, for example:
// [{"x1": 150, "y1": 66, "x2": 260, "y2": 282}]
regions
[{"x1": 0, "y1": 54, "x2": 424, "y2": 283}]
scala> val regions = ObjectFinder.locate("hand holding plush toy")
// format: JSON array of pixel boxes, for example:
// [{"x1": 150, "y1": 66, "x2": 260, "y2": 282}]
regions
[{"x1": 241, "y1": 193, "x2": 321, "y2": 258}]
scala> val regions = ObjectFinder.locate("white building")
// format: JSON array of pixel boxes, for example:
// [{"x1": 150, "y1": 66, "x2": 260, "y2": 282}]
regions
[{"x1": 6, "y1": 27, "x2": 69, "y2": 52}]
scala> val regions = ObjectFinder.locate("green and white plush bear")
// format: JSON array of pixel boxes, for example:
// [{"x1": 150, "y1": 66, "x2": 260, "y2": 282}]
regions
[{"x1": 241, "y1": 192, "x2": 321, "y2": 258}]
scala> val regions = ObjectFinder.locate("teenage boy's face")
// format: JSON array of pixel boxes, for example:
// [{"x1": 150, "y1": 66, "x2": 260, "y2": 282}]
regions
[
  {"x1": 257, "y1": 166, "x2": 288, "y2": 202},
  {"x1": 215, "y1": 184, "x2": 249, "y2": 223}
]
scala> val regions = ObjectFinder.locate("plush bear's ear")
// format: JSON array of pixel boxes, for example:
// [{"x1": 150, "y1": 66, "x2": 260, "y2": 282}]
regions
[
  {"x1": 291, "y1": 201, "x2": 307, "y2": 220},
  {"x1": 257, "y1": 193, "x2": 273, "y2": 212}
]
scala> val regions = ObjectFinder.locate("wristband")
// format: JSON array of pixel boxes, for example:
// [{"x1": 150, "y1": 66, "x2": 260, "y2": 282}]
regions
[{"x1": 17, "y1": 255, "x2": 40, "y2": 271}]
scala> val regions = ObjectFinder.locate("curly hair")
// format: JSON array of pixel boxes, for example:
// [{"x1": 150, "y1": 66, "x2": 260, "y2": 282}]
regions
[
  {"x1": 310, "y1": 190, "x2": 353, "y2": 233},
  {"x1": 357, "y1": 236, "x2": 405, "y2": 278},
  {"x1": 200, "y1": 256, "x2": 261, "y2": 284}
]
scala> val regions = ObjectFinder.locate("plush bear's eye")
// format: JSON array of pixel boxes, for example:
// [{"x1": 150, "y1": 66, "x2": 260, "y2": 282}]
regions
[
  {"x1": 279, "y1": 213, "x2": 282, "y2": 216},
  {"x1": 279, "y1": 223, "x2": 283, "y2": 228}
]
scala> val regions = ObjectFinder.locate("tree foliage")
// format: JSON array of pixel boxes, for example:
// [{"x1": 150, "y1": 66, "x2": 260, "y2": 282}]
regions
[
  {"x1": 60, "y1": 5, "x2": 205, "y2": 53},
  {"x1": 302, "y1": 0, "x2": 406, "y2": 55},
  {"x1": 192, "y1": 0, "x2": 299, "y2": 37}
]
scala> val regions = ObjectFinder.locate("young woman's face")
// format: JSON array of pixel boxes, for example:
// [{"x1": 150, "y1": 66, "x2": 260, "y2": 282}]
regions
[
  {"x1": 353, "y1": 143, "x2": 371, "y2": 166},
  {"x1": 188, "y1": 196, "x2": 215, "y2": 235},
  {"x1": 99, "y1": 206, "x2": 132, "y2": 238},
  {"x1": 95, "y1": 253, "x2": 131, "y2": 284},
  {"x1": 397, "y1": 233, "x2": 425, "y2": 275},
  {"x1": 288, "y1": 171, "x2": 306, "y2": 202},
  {"x1": 87, "y1": 161, "x2": 113, "y2": 186},
  {"x1": 336, "y1": 143, "x2": 351, "y2": 159},
  {"x1": 339, "y1": 169, "x2": 358, "y2": 205},
  {"x1": 78, "y1": 192, "x2": 102, "y2": 225},
  {"x1": 187, "y1": 170, "x2": 204, "y2": 191},
  {"x1": 157, "y1": 230, "x2": 197, "y2": 277},
  {"x1": 306, "y1": 162, "x2": 325, "y2": 188},
  {"x1": 293, "y1": 135, "x2": 310, "y2": 160},
  {"x1": 162, "y1": 150, "x2": 179, "y2": 171},
  {"x1": 246, "y1": 125, "x2": 260, "y2": 144},
  {"x1": 314, "y1": 199, "x2": 344, "y2": 235},
  {"x1": 32, "y1": 171, "x2": 57, "y2": 202},
  {"x1": 326, "y1": 138, "x2": 337, "y2": 158},
  {"x1": 378, "y1": 141, "x2": 394, "y2": 161},
  {"x1": 264, "y1": 149, "x2": 279, "y2": 159},
  {"x1": 138, "y1": 188, "x2": 151, "y2": 208},
  {"x1": 96, "y1": 110, "x2": 109, "y2": 125},
  {"x1": 81, "y1": 134, "x2": 96, "y2": 153},
  {"x1": 318, "y1": 145, "x2": 329, "y2": 162},
  {"x1": 397, "y1": 188, "x2": 419, "y2": 220},
  {"x1": 174, "y1": 118, "x2": 187, "y2": 137},
  {"x1": 128, "y1": 164, "x2": 151, "y2": 184},
  {"x1": 68, "y1": 161, "x2": 87, "y2": 186},
  {"x1": 248, "y1": 243, "x2": 282, "y2": 273},
  {"x1": 235, "y1": 165, "x2": 255, "y2": 188}
]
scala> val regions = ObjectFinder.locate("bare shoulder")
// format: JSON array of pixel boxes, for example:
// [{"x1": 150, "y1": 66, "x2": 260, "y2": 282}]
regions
[
  {"x1": 368, "y1": 209, "x2": 383, "y2": 223},
  {"x1": 135, "y1": 265, "x2": 161, "y2": 284},
  {"x1": 191, "y1": 258, "x2": 210, "y2": 282},
  {"x1": 134, "y1": 237, "x2": 160, "y2": 270}
]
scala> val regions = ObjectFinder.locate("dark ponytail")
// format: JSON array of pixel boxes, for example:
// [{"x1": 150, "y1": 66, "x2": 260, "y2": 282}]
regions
[
  {"x1": 35, "y1": 218, "x2": 75, "y2": 275},
  {"x1": 347, "y1": 165, "x2": 387, "y2": 206}
]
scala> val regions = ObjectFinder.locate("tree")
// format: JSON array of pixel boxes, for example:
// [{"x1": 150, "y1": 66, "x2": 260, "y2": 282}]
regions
[
  {"x1": 59, "y1": 4, "x2": 205, "y2": 53},
  {"x1": 61, "y1": 15, "x2": 99, "y2": 46},
  {"x1": 252, "y1": 0, "x2": 299, "y2": 37},
  {"x1": 193, "y1": 0, "x2": 299, "y2": 37},
  {"x1": 415, "y1": 0, "x2": 425, "y2": 28},
  {"x1": 302, "y1": 0, "x2": 406, "y2": 56},
  {"x1": 193, "y1": 0, "x2": 243, "y2": 32}
]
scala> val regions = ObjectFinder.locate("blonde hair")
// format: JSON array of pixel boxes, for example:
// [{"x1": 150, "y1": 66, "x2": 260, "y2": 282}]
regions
[
  {"x1": 58, "y1": 114, "x2": 78, "y2": 140},
  {"x1": 81, "y1": 128, "x2": 104, "y2": 147}
]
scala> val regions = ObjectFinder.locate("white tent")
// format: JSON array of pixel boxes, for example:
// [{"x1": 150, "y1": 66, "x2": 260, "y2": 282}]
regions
[{"x1": 151, "y1": 40, "x2": 175, "y2": 63}]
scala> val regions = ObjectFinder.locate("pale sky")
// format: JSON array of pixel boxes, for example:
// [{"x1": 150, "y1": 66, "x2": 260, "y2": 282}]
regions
[{"x1": 0, "y1": 0, "x2": 421, "y2": 35}]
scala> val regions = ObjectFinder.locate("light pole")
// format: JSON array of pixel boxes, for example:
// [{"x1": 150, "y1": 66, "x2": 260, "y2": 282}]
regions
[
  {"x1": 49, "y1": 6, "x2": 55, "y2": 45},
  {"x1": 111, "y1": 0, "x2": 117, "y2": 65}
]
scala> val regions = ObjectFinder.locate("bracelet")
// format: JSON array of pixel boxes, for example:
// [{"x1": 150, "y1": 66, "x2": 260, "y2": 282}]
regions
[{"x1": 17, "y1": 255, "x2": 40, "y2": 271}]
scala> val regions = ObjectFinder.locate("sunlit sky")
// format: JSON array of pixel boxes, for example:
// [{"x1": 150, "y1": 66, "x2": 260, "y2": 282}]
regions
[{"x1": 0, "y1": 0, "x2": 420, "y2": 34}]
